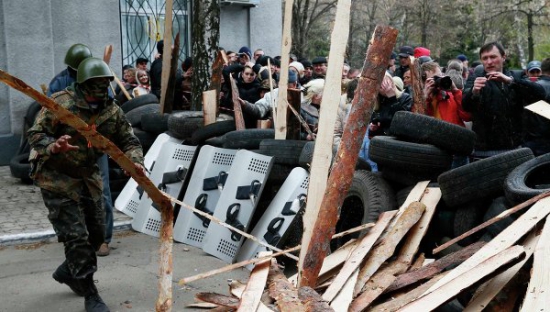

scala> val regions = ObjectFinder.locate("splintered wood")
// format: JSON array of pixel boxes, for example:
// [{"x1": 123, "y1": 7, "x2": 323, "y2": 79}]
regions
[{"x1": 186, "y1": 185, "x2": 550, "y2": 312}]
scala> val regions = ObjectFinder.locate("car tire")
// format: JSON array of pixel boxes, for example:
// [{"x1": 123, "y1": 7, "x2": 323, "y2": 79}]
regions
[{"x1": 504, "y1": 153, "x2": 550, "y2": 205}]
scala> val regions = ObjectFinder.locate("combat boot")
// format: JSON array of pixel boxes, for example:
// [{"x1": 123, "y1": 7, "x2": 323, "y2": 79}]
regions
[
  {"x1": 82, "y1": 274, "x2": 110, "y2": 312},
  {"x1": 52, "y1": 260, "x2": 86, "y2": 296}
]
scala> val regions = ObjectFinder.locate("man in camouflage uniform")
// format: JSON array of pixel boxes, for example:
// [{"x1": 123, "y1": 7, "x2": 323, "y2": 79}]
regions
[{"x1": 28, "y1": 57, "x2": 144, "y2": 312}]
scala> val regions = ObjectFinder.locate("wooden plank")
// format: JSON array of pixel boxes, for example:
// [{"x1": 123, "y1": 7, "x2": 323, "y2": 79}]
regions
[
  {"x1": 238, "y1": 252, "x2": 272, "y2": 312},
  {"x1": 425, "y1": 196, "x2": 550, "y2": 295},
  {"x1": 399, "y1": 181, "x2": 430, "y2": 210},
  {"x1": 464, "y1": 229, "x2": 539, "y2": 312},
  {"x1": 354, "y1": 202, "x2": 426, "y2": 296},
  {"x1": 330, "y1": 269, "x2": 359, "y2": 312},
  {"x1": 230, "y1": 75, "x2": 246, "y2": 130},
  {"x1": 386, "y1": 241, "x2": 485, "y2": 294},
  {"x1": 195, "y1": 292, "x2": 239, "y2": 309},
  {"x1": 398, "y1": 245, "x2": 526, "y2": 311},
  {"x1": 323, "y1": 211, "x2": 396, "y2": 302},
  {"x1": 159, "y1": 0, "x2": 173, "y2": 114},
  {"x1": 202, "y1": 90, "x2": 218, "y2": 125},
  {"x1": 274, "y1": 0, "x2": 293, "y2": 139},
  {"x1": 433, "y1": 191, "x2": 550, "y2": 254},
  {"x1": 231, "y1": 279, "x2": 273, "y2": 312},
  {"x1": 186, "y1": 302, "x2": 219, "y2": 309},
  {"x1": 398, "y1": 187, "x2": 441, "y2": 263},
  {"x1": 268, "y1": 259, "x2": 307, "y2": 312},
  {"x1": 298, "y1": 21, "x2": 397, "y2": 288},
  {"x1": 369, "y1": 273, "x2": 448, "y2": 312},
  {"x1": 409, "y1": 254, "x2": 425, "y2": 271},
  {"x1": 409, "y1": 58, "x2": 425, "y2": 114},
  {"x1": 520, "y1": 217, "x2": 550, "y2": 312},
  {"x1": 525, "y1": 100, "x2": 550, "y2": 121},
  {"x1": 298, "y1": 287, "x2": 334, "y2": 312},
  {"x1": 102, "y1": 44, "x2": 113, "y2": 64},
  {"x1": 210, "y1": 49, "x2": 228, "y2": 103}
]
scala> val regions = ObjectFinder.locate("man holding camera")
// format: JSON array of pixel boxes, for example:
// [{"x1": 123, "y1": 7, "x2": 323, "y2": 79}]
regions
[
  {"x1": 421, "y1": 62, "x2": 470, "y2": 127},
  {"x1": 462, "y1": 42, "x2": 547, "y2": 157}
]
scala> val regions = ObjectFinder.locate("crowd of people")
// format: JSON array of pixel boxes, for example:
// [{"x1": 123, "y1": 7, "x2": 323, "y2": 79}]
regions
[{"x1": 32, "y1": 39, "x2": 550, "y2": 312}]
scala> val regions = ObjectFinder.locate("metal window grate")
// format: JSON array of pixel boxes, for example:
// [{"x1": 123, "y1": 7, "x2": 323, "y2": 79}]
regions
[{"x1": 119, "y1": 0, "x2": 190, "y2": 67}]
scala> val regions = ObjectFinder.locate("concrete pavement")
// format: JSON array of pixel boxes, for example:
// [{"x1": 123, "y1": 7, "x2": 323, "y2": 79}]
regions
[{"x1": 0, "y1": 166, "x2": 132, "y2": 246}]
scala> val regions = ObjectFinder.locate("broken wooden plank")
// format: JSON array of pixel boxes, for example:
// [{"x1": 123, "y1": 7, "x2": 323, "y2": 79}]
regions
[
  {"x1": 398, "y1": 187, "x2": 441, "y2": 263},
  {"x1": 525, "y1": 100, "x2": 550, "y2": 121},
  {"x1": 330, "y1": 268, "x2": 359, "y2": 312},
  {"x1": 202, "y1": 90, "x2": 218, "y2": 125},
  {"x1": 230, "y1": 280, "x2": 273, "y2": 312},
  {"x1": 398, "y1": 245, "x2": 526, "y2": 311},
  {"x1": 369, "y1": 273, "x2": 448, "y2": 312},
  {"x1": 350, "y1": 262, "x2": 406, "y2": 312},
  {"x1": 354, "y1": 202, "x2": 426, "y2": 296},
  {"x1": 520, "y1": 217, "x2": 550, "y2": 312},
  {"x1": 230, "y1": 75, "x2": 246, "y2": 130},
  {"x1": 195, "y1": 292, "x2": 240, "y2": 309},
  {"x1": 159, "y1": 0, "x2": 173, "y2": 114},
  {"x1": 464, "y1": 228, "x2": 539, "y2": 312},
  {"x1": 238, "y1": 252, "x2": 272, "y2": 312},
  {"x1": 323, "y1": 211, "x2": 396, "y2": 302},
  {"x1": 298, "y1": 286, "x2": 334, "y2": 312},
  {"x1": 409, "y1": 57, "x2": 425, "y2": 114},
  {"x1": 386, "y1": 241, "x2": 485, "y2": 294},
  {"x1": 433, "y1": 191, "x2": 550, "y2": 254},
  {"x1": 425, "y1": 196, "x2": 550, "y2": 295},
  {"x1": 409, "y1": 254, "x2": 425, "y2": 271},
  {"x1": 298, "y1": 0, "x2": 353, "y2": 288},
  {"x1": 299, "y1": 23, "x2": 398, "y2": 289},
  {"x1": 210, "y1": 49, "x2": 227, "y2": 103},
  {"x1": 268, "y1": 259, "x2": 307, "y2": 312}
]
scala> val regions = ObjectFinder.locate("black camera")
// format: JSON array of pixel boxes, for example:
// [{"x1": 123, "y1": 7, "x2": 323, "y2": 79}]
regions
[{"x1": 433, "y1": 75, "x2": 452, "y2": 91}]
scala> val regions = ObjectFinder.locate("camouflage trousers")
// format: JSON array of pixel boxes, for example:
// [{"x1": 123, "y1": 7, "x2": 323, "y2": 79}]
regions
[{"x1": 41, "y1": 188, "x2": 105, "y2": 278}]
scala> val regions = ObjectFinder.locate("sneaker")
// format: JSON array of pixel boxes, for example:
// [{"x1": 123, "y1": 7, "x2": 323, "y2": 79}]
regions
[
  {"x1": 85, "y1": 293, "x2": 110, "y2": 312},
  {"x1": 52, "y1": 262, "x2": 86, "y2": 297},
  {"x1": 97, "y1": 243, "x2": 110, "y2": 257}
]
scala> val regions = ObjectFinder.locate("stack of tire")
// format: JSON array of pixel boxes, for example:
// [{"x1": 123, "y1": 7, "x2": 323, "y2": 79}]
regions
[{"x1": 369, "y1": 111, "x2": 537, "y2": 249}]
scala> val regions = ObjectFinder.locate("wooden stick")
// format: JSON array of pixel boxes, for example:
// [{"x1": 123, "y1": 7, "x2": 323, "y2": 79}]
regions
[
  {"x1": 195, "y1": 292, "x2": 240, "y2": 309},
  {"x1": 102, "y1": 44, "x2": 117, "y2": 96},
  {"x1": 162, "y1": 192, "x2": 298, "y2": 261},
  {"x1": 159, "y1": 0, "x2": 173, "y2": 115},
  {"x1": 40, "y1": 84, "x2": 48, "y2": 95},
  {"x1": 350, "y1": 261, "x2": 405, "y2": 311},
  {"x1": 230, "y1": 280, "x2": 273, "y2": 312},
  {"x1": 111, "y1": 69, "x2": 132, "y2": 100},
  {"x1": 399, "y1": 246, "x2": 526, "y2": 312},
  {"x1": 267, "y1": 58, "x2": 276, "y2": 126},
  {"x1": 274, "y1": 0, "x2": 293, "y2": 139},
  {"x1": 0, "y1": 69, "x2": 175, "y2": 312},
  {"x1": 210, "y1": 49, "x2": 227, "y2": 105},
  {"x1": 160, "y1": 32, "x2": 180, "y2": 114},
  {"x1": 230, "y1": 75, "x2": 246, "y2": 130},
  {"x1": 386, "y1": 241, "x2": 485, "y2": 294},
  {"x1": 433, "y1": 191, "x2": 550, "y2": 254},
  {"x1": 286, "y1": 99, "x2": 315, "y2": 138},
  {"x1": 297, "y1": 0, "x2": 354, "y2": 288},
  {"x1": 268, "y1": 259, "x2": 306, "y2": 311},
  {"x1": 178, "y1": 222, "x2": 374, "y2": 285},
  {"x1": 202, "y1": 90, "x2": 218, "y2": 125}
]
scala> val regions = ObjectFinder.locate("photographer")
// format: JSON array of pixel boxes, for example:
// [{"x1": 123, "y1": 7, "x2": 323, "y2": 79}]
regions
[{"x1": 421, "y1": 61, "x2": 470, "y2": 127}]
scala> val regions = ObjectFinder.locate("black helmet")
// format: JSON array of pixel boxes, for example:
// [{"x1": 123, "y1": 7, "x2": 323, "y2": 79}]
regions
[
  {"x1": 76, "y1": 58, "x2": 114, "y2": 84},
  {"x1": 64, "y1": 44, "x2": 93, "y2": 70}
]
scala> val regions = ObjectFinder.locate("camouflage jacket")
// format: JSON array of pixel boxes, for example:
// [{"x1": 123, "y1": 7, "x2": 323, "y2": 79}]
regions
[{"x1": 27, "y1": 86, "x2": 144, "y2": 201}]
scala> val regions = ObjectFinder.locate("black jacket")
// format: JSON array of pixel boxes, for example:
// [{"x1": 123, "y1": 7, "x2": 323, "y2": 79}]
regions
[
  {"x1": 370, "y1": 92, "x2": 413, "y2": 137},
  {"x1": 522, "y1": 75, "x2": 550, "y2": 154},
  {"x1": 462, "y1": 68, "x2": 547, "y2": 150},
  {"x1": 221, "y1": 64, "x2": 262, "y2": 128}
]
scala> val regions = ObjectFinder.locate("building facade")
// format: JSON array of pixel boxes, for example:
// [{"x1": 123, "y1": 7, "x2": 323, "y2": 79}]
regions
[{"x1": 0, "y1": 0, "x2": 282, "y2": 164}]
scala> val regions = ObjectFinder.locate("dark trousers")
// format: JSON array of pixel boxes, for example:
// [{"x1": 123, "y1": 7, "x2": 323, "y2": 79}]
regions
[{"x1": 41, "y1": 188, "x2": 105, "y2": 278}]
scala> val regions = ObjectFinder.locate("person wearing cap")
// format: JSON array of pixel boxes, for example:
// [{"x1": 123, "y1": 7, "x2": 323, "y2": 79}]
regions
[
  {"x1": 463, "y1": 42, "x2": 547, "y2": 157},
  {"x1": 526, "y1": 60, "x2": 542, "y2": 81},
  {"x1": 457, "y1": 54, "x2": 469, "y2": 69},
  {"x1": 394, "y1": 45, "x2": 414, "y2": 80},
  {"x1": 299, "y1": 59, "x2": 313, "y2": 85},
  {"x1": 238, "y1": 46, "x2": 253, "y2": 65},
  {"x1": 237, "y1": 69, "x2": 299, "y2": 123},
  {"x1": 28, "y1": 57, "x2": 144, "y2": 312},
  {"x1": 414, "y1": 47, "x2": 431, "y2": 58},
  {"x1": 311, "y1": 56, "x2": 328, "y2": 79},
  {"x1": 135, "y1": 57, "x2": 149, "y2": 71},
  {"x1": 289, "y1": 61, "x2": 305, "y2": 84}
]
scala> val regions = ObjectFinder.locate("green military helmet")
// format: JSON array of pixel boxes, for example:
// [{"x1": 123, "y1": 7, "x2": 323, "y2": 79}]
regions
[
  {"x1": 64, "y1": 44, "x2": 93, "y2": 70},
  {"x1": 76, "y1": 57, "x2": 114, "y2": 84}
]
